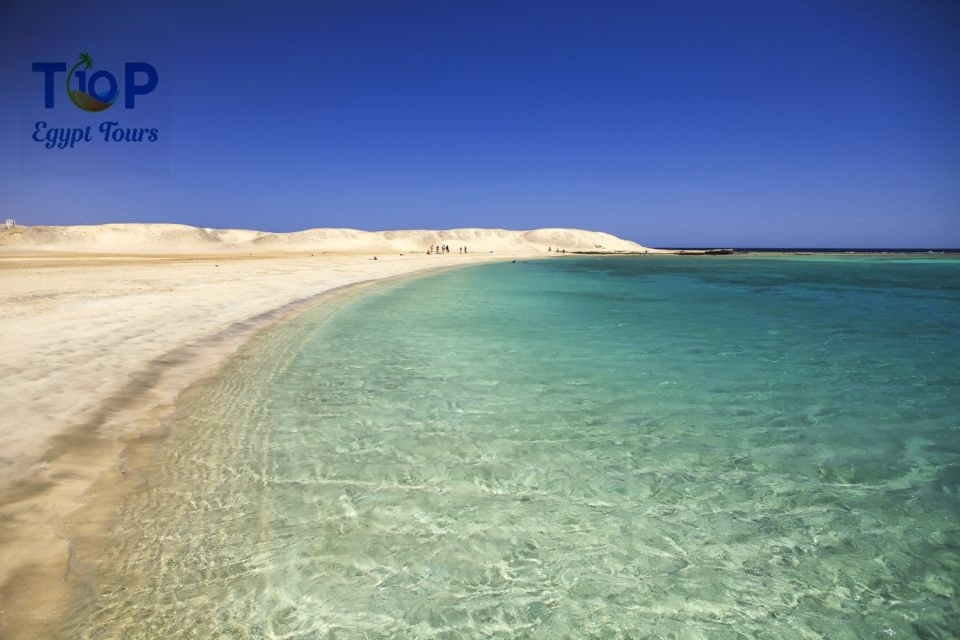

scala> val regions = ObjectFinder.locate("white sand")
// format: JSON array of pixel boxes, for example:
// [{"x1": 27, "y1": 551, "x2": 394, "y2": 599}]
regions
[{"x1": 0, "y1": 223, "x2": 666, "y2": 632}]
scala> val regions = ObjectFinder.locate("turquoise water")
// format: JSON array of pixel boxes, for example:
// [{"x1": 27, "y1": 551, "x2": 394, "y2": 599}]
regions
[{"x1": 64, "y1": 256, "x2": 960, "y2": 638}]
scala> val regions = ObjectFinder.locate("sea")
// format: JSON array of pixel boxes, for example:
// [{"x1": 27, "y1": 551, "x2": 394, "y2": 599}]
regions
[{"x1": 60, "y1": 254, "x2": 960, "y2": 639}]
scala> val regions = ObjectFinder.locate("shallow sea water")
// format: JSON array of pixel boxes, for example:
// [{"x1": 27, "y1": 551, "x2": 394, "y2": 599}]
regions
[{"x1": 62, "y1": 256, "x2": 960, "y2": 638}]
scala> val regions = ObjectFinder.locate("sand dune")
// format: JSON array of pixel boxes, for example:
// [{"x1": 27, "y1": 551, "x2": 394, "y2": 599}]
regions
[{"x1": 0, "y1": 223, "x2": 664, "y2": 254}]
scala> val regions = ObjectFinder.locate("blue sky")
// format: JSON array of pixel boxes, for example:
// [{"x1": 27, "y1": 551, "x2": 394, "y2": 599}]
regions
[{"x1": 1, "y1": 0, "x2": 958, "y2": 247}]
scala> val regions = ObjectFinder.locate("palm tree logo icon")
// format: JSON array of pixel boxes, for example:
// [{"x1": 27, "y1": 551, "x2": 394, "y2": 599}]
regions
[{"x1": 67, "y1": 52, "x2": 117, "y2": 112}]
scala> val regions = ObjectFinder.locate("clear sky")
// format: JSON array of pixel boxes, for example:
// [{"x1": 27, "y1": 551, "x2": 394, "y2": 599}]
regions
[{"x1": 1, "y1": 0, "x2": 958, "y2": 247}]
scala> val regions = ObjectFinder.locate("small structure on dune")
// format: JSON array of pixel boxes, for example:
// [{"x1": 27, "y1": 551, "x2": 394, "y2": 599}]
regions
[{"x1": 4, "y1": 218, "x2": 14, "y2": 229}]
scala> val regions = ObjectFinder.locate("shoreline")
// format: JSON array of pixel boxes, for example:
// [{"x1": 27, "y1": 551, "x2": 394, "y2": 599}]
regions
[{"x1": 0, "y1": 251, "x2": 512, "y2": 637}]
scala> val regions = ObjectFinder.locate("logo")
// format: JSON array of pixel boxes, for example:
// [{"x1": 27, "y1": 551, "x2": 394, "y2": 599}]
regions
[
  {"x1": 21, "y1": 35, "x2": 169, "y2": 175},
  {"x1": 32, "y1": 52, "x2": 158, "y2": 111},
  {"x1": 28, "y1": 51, "x2": 162, "y2": 151}
]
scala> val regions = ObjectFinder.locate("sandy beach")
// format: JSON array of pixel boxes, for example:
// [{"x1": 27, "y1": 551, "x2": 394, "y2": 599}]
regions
[{"x1": 0, "y1": 223, "x2": 660, "y2": 635}]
